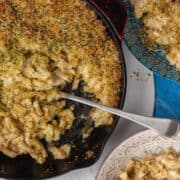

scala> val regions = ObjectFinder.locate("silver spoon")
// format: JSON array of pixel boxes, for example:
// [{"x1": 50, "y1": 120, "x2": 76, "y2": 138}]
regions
[{"x1": 62, "y1": 93, "x2": 180, "y2": 138}]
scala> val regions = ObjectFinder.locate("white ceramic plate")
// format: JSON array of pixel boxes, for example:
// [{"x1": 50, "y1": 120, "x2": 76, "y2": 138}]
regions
[{"x1": 96, "y1": 130, "x2": 180, "y2": 180}]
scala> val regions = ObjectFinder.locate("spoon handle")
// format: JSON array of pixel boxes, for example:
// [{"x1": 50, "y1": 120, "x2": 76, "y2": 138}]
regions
[{"x1": 64, "y1": 93, "x2": 179, "y2": 137}]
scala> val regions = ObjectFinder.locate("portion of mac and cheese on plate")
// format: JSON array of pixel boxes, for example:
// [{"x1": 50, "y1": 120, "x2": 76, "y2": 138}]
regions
[{"x1": 119, "y1": 149, "x2": 180, "y2": 180}]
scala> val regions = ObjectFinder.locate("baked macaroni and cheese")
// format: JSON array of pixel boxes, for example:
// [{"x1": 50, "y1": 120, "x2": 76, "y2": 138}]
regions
[
  {"x1": 119, "y1": 149, "x2": 180, "y2": 180},
  {"x1": 131, "y1": 0, "x2": 180, "y2": 70},
  {"x1": 0, "y1": 0, "x2": 122, "y2": 164}
]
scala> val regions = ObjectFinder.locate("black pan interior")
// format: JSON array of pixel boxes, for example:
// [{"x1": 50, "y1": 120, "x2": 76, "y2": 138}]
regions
[{"x1": 0, "y1": 0, "x2": 127, "y2": 179}]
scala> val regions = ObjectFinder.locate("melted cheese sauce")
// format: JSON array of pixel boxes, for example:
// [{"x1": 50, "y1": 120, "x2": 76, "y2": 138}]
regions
[
  {"x1": 131, "y1": 0, "x2": 180, "y2": 70},
  {"x1": 0, "y1": 0, "x2": 122, "y2": 163},
  {"x1": 119, "y1": 149, "x2": 180, "y2": 180}
]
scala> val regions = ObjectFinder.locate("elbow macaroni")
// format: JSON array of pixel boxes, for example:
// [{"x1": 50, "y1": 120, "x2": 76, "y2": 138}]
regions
[
  {"x1": 119, "y1": 149, "x2": 180, "y2": 180},
  {"x1": 0, "y1": 0, "x2": 122, "y2": 163},
  {"x1": 131, "y1": 0, "x2": 180, "y2": 70}
]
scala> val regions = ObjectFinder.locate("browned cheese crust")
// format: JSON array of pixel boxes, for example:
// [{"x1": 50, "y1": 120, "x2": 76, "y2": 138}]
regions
[{"x1": 0, "y1": 0, "x2": 122, "y2": 163}]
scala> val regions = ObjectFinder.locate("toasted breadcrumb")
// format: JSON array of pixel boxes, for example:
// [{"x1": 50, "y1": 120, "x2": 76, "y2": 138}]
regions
[{"x1": 0, "y1": 0, "x2": 122, "y2": 163}]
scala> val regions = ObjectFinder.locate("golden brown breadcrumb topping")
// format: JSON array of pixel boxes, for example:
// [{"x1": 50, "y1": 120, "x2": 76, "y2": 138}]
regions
[{"x1": 0, "y1": 0, "x2": 122, "y2": 163}]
